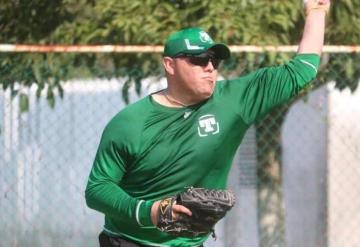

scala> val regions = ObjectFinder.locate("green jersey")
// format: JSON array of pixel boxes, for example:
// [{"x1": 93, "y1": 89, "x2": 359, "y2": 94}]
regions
[{"x1": 86, "y1": 54, "x2": 320, "y2": 247}]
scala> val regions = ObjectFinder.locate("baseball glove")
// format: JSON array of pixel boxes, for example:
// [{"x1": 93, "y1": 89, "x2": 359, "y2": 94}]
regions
[{"x1": 156, "y1": 187, "x2": 235, "y2": 238}]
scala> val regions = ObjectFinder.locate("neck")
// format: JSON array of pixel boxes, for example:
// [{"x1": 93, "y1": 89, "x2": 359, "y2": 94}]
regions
[{"x1": 162, "y1": 89, "x2": 190, "y2": 107}]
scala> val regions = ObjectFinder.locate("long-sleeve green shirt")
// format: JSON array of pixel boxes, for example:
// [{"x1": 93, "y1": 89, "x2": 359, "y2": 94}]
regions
[{"x1": 85, "y1": 54, "x2": 320, "y2": 247}]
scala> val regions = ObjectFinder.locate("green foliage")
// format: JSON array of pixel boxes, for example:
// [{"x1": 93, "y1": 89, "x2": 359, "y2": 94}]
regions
[
  {"x1": 1, "y1": 0, "x2": 360, "y2": 108},
  {"x1": 0, "y1": 0, "x2": 74, "y2": 43},
  {"x1": 327, "y1": 0, "x2": 360, "y2": 44},
  {"x1": 318, "y1": 53, "x2": 360, "y2": 92}
]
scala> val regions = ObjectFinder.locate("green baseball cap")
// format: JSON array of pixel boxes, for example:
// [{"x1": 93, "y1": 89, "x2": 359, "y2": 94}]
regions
[{"x1": 163, "y1": 27, "x2": 231, "y2": 59}]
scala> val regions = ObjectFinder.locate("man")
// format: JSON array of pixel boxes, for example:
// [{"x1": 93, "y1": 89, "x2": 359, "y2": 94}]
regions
[{"x1": 85, "y1": 0, "x2": 330, "y2": 246}]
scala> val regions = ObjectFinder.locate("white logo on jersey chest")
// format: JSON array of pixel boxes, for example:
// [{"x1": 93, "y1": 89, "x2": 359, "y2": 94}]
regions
[{"x1": 197, "y1": 114, "x2": 220, "y2": 137}]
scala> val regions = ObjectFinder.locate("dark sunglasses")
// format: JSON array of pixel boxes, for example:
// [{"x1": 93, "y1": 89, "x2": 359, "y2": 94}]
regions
[{"x1": 175, "y1": 53, "x2": 221, "y2": 69}]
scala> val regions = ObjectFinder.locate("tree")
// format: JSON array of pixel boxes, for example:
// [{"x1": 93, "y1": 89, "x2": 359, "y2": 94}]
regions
[{"x1": 1, "y1": 0, "x2": 360, "y2": 111}]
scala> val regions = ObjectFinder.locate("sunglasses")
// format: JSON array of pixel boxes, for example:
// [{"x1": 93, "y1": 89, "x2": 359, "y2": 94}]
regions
[{"x1": 175, "y1": 53, "x2": 221, "y2": 69}]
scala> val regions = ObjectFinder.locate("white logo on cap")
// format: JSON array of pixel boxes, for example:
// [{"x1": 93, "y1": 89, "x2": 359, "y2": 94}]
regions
[
  {"x1": 199, "y1": 31, "x2": 213, "y2": 43},
  {"x1": 184, "y1": 39, "x2": 204, "y2": 50}
]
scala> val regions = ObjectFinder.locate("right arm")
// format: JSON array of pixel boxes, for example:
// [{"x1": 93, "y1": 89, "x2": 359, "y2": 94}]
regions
[
  {"x1": 85, "y1": 127, "x2": 154, "y2": 227},
  {"x1": 85, "y1": 123, "x2": 191, "y2": 227}
]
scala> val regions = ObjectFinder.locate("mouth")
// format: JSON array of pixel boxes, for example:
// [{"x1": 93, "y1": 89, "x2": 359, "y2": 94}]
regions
[{"x1": 202, "y1": 77, "x2": 214, "y2": 81}]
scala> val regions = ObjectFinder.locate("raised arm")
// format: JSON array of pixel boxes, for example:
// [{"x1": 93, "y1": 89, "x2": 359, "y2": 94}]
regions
[{"x1": 298, "y1": 0, "x2": 331, "y2": 55}]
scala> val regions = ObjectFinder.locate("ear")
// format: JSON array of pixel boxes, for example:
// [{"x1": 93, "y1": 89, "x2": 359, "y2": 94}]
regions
[{"x1": 163, "y1": 57, "x2": 175, "y2": 75}]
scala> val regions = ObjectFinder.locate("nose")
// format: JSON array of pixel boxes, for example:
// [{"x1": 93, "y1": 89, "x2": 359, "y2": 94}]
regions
[{"x1": 204, "y1": 59, "x2": 215, "y2": 72}]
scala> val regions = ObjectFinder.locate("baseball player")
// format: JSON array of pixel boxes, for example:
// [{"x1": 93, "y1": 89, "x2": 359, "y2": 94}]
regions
[{"x1": 85, "y1": 1, "x2": 330, "y2": 246}]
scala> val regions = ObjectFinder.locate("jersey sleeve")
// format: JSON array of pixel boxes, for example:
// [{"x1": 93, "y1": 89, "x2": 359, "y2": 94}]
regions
[
  {"x1": 85, "y1": 118, "x2": 154, "y2": 227},
  {"x1": 218, "y1": 53, "x2": 320, "y2": 125}
]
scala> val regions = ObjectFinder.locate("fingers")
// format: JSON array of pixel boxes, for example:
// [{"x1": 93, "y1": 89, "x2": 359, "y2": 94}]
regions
[
  {"x1": 317, "y1": 0, "x2": 330, "y2": 7},
  {"x1": 172, "y1": 204, "x2": 192, "y2": 219},
  {"x1": 317, "y1": 0, "x2": 330, "y2": 5},
  {"x1": 304, "y1": 0, "x2": 330, "y2": 4},
  {"x1": 151, "y1": 199, "x2": 192, "y2": 225},
  {"x1": 304, "y1": 0, "x2": 330, "y2": 16},
  {"x1": 304, "y1": 0, "x2": 330, "y2": 6}
]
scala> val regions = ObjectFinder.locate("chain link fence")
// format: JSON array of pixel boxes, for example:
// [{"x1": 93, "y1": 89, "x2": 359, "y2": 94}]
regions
[{"x1": 1, "y1": 52, "x2": 359, "y2": 247}]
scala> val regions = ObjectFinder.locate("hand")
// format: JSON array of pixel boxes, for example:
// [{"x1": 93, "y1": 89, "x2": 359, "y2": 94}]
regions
[
  {"x1": 154, "y1": 188, "x2": 235, "y2": 238},
  {"x1": 304, "y1": 0, "x2": 331, "y2": 15},
  {"x1": 151, "y1": 199, "x2": 192, "y2": 226}
]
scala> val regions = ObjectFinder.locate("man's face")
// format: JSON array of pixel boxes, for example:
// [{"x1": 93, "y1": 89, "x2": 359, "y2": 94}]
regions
[{"x1": 169, "y1": 52, "x2": 220, "y2": 101}]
